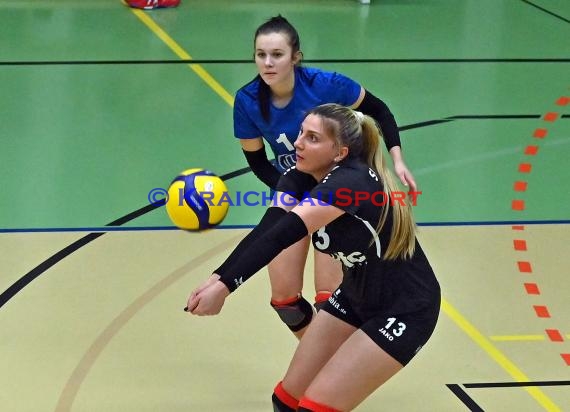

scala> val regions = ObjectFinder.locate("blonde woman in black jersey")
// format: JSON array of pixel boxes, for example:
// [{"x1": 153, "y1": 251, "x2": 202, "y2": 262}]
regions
[{"x1": 187, "y1": 104, "x2": 440, "y2": 412}]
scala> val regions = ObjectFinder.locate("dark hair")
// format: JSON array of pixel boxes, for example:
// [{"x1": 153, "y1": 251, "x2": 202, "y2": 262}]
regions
[{"x1": 254, "y1": 15, "x2": 301, "y2": 122}]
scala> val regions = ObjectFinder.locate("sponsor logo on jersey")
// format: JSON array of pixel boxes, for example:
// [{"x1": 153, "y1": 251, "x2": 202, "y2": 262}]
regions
[
  {"x1": 328, "y1": 294, "x2": 347, "y2": 315},
  {"x1": 331, "y1": 251, "x2": 367, "y2": 267},
  {"x1": 378, "y1": 327, "x2": 395, "y2": 341},
  {"x1": 277, "y1": 153, "x2": 297, "y2": 170}
]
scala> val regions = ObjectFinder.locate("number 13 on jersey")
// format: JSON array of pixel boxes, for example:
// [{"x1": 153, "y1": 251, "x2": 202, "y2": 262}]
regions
[{"x1": 379, "y1": 317, "x2": 406, "y2": 341}]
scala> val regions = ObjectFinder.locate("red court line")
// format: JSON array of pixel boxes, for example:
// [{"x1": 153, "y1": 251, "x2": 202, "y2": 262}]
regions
[
  {"x1": 511, "y1": 95, "x2": 570, "y2": 365},
  {"x1": 543, "y1": 112, "x2": 558, "y2": 121},
  {"x1": 523, "y1": 283, "x2": 540, "y2": 295},
  {"x1": 513, "y1": 239, "x2": 527, "y2": 251},
  {"x1": 546, "y1": 329, "x2": 564, "y2": 342},
  {"x1": 517, "y1": 261, "x2": 532, "y2": 273},
  {"x1": 518, "y1": 163, "x2": 532, "y2": 173},
  {"x1": 534, "y1": 306, "x2": 551, "y2": 318},
  {"x1": 514, "y1": 181, "x2": 527, "y2": 192},
  {"x1": 524, "y1": 145, "x2": 538, "y2": 155},
  {"x1": 512, "y1": 200, "x2": 525, "y2": 210}
]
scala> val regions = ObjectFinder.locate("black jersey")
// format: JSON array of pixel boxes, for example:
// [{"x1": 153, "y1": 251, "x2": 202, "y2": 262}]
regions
[{"x1": 277, "y1": 159, "x2": 440, "y2": 319}]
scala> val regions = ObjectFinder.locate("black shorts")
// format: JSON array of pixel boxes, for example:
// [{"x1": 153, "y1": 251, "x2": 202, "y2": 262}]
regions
[{"x1": 321, "y1": 287, "x2": 440, "y2": 365}]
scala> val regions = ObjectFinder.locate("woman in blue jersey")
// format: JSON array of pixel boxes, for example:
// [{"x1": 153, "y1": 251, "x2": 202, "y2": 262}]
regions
[
  {"x1": 234, "y1": 15, "x2": 417, "y2": 338},
  {"x1": 187, "y1": 104, "x2": 440, "y2": 411}
]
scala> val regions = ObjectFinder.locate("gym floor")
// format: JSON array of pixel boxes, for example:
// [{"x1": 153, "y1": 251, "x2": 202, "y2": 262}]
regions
[{"x1": 1, "y1": 1, "x2": 569, "y2": 411}]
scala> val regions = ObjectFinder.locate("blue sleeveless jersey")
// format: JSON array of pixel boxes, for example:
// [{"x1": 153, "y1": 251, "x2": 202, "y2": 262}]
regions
[{"x1": 233, "y1": 66, "x2": 361, "y2": 172}]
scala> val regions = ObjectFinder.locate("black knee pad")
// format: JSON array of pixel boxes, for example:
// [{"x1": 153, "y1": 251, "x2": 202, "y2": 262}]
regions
[
  {"x1": 313, "y1": 291, "x2": 332, "y2": 312},
  {"x1": 271, "y1": 295, "x2": 314, "y2": 332},
  {"x1": 313, "y1": 300, "x2": 327, "y2": 312},
  {"x1": 272, "y1": 382, "x2": 298, "y2": 412},
  {"x1": 273, "y1": 393, "x2": 296, "y2": 412}
]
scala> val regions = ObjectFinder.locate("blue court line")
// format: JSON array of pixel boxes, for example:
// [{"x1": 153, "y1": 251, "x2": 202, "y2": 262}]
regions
[{"x1": 1, "y1": 220, "x2": 569, "y2": 234}]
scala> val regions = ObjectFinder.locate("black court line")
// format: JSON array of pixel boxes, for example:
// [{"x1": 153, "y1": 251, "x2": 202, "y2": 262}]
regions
[
  {"x1": 219, "y1": 165, "x2": 250, "y2": 181},
  {"x1": 446, "y1": 384, "x2": 484, "y2": 411},
  {"x1": 448, "y1": 380, "x2": 570, "y2": 410},
  {"x1": 0, "y1": 232, "x2": 104, "y2": 309},
  {"x1": 1, "y1": 113, "x2": 568, "y2": 310},
  {"x1": 448, "y1": 115, "x2": 542, "y2": 120},
  {"x1": 0, "y1": 165, "x2": 245, "y2": 310},
  {"x1": 520, "y1": 0, "x2": 570, "y2": 24},
  {"x1": 1, "y1": 58, "x2": 570, "y2": 66},
  {"x1": 389, "y1": 114, "x2": 570, "y2": 132},
  {"x1": 399, "y1": 119, "x2": 454, "y2": 131},
  {"x1": 0, "y1": 201, "x2": 163, "y2": 310}
]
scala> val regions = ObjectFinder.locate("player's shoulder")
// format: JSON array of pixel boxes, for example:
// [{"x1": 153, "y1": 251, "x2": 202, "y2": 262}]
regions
[
  {"x1": 235, "y1": 76, "x2": 261, "y2": 101},
  {"x1": 326, "y1": 159, "x2": 368, "y2": 177},
  {"x1": 301, "y1": 65, "x2": 354, "y2": 85},
  {"x1": 282, "y1": 166, "x2": 317, "y2": 185},
  {"x1": 297, "y1": 66, "x2": 337, "y2": 86},
  {"x1": 323, "y1": 160, "x2": 379, "y2": 188},
  {"x1": 282, "y1": 165, "x2": 297, "y2": 176}
]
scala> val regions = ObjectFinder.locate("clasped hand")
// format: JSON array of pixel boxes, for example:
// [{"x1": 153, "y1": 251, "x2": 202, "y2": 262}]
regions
[{"x1": 185, "y1": 274, "x2": 230, "y2": 316}]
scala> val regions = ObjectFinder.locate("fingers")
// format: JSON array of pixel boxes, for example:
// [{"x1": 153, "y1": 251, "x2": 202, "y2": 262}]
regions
[
  {"x1": 189, "y1": 301, "x2": 203, "y2": 315},
  {"x1": 185, "y1": 275, "x2": 220, "y2": 312},
  {"x1": 188, "y1": 299, "x2": 211, "y2": 316},
  {"x1": 406, "y1": 173, "x2": 418, "y2": 193},
  {"x1": 398, "y1": 169, "x2": 418, "y2": 194},
  {"x1": 185, "y1": 294, "x2": 199, "y2": 313},
  {"x1": 184, "y1": 286, "x2": 213, "y2": 315},
  {"x1": 186, "y1": 296, "x2": 208, "y2": 315},
  {"x1": 185, "y1": 282, "x2": 228, "y2": 316},
  {"x1": 184, "y1": 285, "x2": 204, "y2": 313},
  {"x1": 397, "y1": 170, "x2": 408, "y2": 186}
]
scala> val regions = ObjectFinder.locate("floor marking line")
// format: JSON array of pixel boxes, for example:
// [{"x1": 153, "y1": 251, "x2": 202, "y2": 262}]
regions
[
  {"x1": 130, "y1": 9, "x2": 234, "y2": 107},
  {"x1": 54, "y1": 232, "x2": 245, "y2": 412},
  {"x1": 490, "y1": 335, "x2": 545, "y2": 341},
  {"x1": 442, "y1": 298, "x2": 561, "y2": 411},
  {"x1": 445, "y1": 384, "x2": 484, "y2": 411}
]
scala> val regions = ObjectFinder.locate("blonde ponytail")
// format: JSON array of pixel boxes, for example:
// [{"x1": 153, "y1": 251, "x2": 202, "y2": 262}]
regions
[{"x1": 361, "y1": 118, "x2": 416, "y2": 260}]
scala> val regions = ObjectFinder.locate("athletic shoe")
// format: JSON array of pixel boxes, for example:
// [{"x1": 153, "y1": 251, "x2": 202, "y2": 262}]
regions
[{"x1": 124, "y1": 0, "x2": 180, "y2": 9}]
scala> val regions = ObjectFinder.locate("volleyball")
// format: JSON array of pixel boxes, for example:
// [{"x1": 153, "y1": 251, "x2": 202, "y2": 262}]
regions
[{"x1": 165, "y1": 168, "x2": 229, "y2": 230}]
